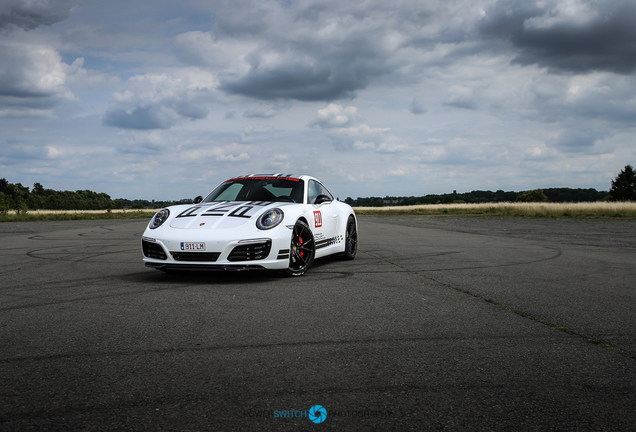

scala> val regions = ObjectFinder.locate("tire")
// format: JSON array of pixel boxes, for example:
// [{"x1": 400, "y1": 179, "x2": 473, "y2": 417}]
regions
[
  {"x1": 285, "y1": 219, "x2": 315, "y2": 276},
  {"x1": 338, "y1": 215, "x2": 357, "y2": 260}
]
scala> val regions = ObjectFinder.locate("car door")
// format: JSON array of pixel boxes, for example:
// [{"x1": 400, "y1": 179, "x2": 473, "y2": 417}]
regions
[{"x1": 307, "y1": 180, "x2": 339, "y2": 249}]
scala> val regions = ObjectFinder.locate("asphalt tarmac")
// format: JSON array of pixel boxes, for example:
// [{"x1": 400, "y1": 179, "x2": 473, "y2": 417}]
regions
[{"x1": 1, "y1": 215, "x2": 635, "y2": 431}]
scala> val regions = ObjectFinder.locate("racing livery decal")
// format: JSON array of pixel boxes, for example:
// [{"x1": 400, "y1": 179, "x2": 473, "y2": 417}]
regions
[
  {"x1": 225, "y1": 174, "x2": 300, "y2": 183},
  {"x1": 175, "y1": 201, "x2": 270, "y2": 219},
  {"x1": 315, "y1": 235, "x2": 343, "y2": 250},
  {"x1": 314, "y1": 210, "x2": 322, "y2": 228},
  {"x1": 170, "y1": 201, "x2": 273, "y2": 230}
]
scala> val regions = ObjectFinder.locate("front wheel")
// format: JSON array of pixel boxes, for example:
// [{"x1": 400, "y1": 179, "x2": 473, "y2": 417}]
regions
[
  {"x1": 338, "y1": 215, "x2": 357, "y2": 260},
  {"x1": 285, "y1": 220, "x2": 315, "y2": 276}
]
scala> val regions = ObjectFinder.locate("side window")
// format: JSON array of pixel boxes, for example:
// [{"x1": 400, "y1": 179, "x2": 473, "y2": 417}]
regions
[
  {"x1": 307, "y1": 180, "x2": 319, "y2": 205},
  {"x1": 308, "y1": 180, "x2": 333, "y2": 204}
]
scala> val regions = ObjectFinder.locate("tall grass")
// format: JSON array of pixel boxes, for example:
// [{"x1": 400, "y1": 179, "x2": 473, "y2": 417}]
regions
[
  {"x1": 2, "y1": 202, "x2": 636, "y2": 222},
  {"x1": 354, "y1": 201, "x2": 636, "y2": 218}
]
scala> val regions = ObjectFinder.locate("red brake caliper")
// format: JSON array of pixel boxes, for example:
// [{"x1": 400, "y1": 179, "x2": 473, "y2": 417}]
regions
[{"x1": 299, "y1": 237, "x2": 304, "y2": 256}]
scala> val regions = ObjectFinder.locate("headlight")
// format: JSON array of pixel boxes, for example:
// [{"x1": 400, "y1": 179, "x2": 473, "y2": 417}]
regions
[
  {"x1": 256, "y1": 208, "x2": 284, "y2": 230},
  {"x1": 149, "y1": 209, "x2": 170, "y2": 229}
]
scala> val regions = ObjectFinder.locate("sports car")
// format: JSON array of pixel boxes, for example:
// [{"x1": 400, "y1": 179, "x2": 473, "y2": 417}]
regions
[{"x1": 141, "y1": 174, "x2": 357, "y2": 276}]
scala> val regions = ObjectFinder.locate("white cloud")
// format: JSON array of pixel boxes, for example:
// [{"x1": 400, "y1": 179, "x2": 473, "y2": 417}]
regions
[
  {"x1": 324, "y1": 123, "x2": 394, "y2": 152},
  {"x1": 378, "y1": 141, "x2": 408, "y2": 154},
  {"x1": 103, "y1": 68, "x2": 218, "y2": 130},
  {"x1": 352, "y1": 140, "x2": 375, "y2": 150},
  {"x1": 0, "y1": 41, "x2": 76, "y2": 116},
  {"x1": 240, "y1": 124, "x2": 274, "y2": 143},
  {"x1": 443, "y1": 85, "x2": 476, "y2": 110},
  {"x1": 522, "y1": 143, "x2": 560, "y2": 161},
  {"x1": 174, "y1": 31, "x2": 256, "y2": 73},
  {"x1": 308, "y1": 104, "x2": 361, "y2": 128},
  {"x1": 184, "y1": 143, "x2": 252, "y2": 163},
  {"x1": 216, "y1": 152, "x2": 250, "y2": 162},
  {"x1": 46, "y1": 146, "x2": 63, "y2": 159},
  {"x1": 524, "y1": 0, "x2": 599, "y2": 30},
  {"x1": 310, "y1": 104, "x2": 407, "y2": 154},
  {"x1": 388, "y1": 167, "x2": 408, "y2": 176},
  {"x1": 0, "y1": 0, "x2": 79, "y2": 31},
  {"x1": 64, "y1": 58, "x2": 120, "y2": 89},
  {"x1": 243, "y1": 103, "x2": 280, "y2": 118},
  {"x1": 114, "y1": 160, "x2": 160, "y2": 181}
]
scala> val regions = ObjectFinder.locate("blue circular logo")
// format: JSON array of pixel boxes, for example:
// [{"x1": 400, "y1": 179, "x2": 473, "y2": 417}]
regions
[{"x1": 308, "y1": 405, "x2": 327, "y2": 424}]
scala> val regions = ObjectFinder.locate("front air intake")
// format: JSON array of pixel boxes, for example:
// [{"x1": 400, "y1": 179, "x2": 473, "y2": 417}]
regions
[
  {"x1": 227, "y1": 240, "x2": 272, "y2": 261},
  {"x1": 142, "y1": 240, "x2": 167, "y2": 260},
  {"x1": 170, "y1": 252, "x2": 221, "y2": 262}
]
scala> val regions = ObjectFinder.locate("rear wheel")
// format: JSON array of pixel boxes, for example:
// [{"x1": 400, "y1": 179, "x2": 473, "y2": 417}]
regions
[
  {"x1": 285, "y1": 220, "x2": 315, "y2": 276},
  {"x1": 338, "y1": 215, "x2": 357, "y2": 260}
]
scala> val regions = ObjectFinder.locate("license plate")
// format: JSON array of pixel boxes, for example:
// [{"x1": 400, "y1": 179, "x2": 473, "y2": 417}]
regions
[{"x1": 180, "y1": 242, "x2": 206, "y2": 251}]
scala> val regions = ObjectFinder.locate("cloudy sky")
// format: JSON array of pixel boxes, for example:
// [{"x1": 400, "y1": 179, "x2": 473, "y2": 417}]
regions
[{"x1": 1, "y1": 0, "x2": 635, "y2": 200}]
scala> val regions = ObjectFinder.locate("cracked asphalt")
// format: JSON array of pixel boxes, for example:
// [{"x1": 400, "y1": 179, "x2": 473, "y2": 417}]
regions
[{"x1": 0, "y1": 215, "x2": 635, "y2": 431}]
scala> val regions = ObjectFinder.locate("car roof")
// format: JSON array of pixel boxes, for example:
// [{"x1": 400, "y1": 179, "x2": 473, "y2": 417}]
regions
[{"x1": 224, "y1": 174, "x2": 316, "y2": 182}]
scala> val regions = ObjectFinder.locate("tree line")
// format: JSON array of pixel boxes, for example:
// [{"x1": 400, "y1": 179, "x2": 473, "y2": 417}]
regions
[
  {"x1": 344, "y1": 187, "x2": 610, "y2": 207},
  {"x1": 0, "y1": 179, "x2": 114, "y2": 212},
  {"x1": 345, "y1": 165, "x2": 635, "y2": 206},
  {"x1": 0, "y1": 179, "x2": 190, "y2": 213}
]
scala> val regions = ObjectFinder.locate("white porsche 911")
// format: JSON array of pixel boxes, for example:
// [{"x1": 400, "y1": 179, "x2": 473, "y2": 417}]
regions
[{"x1": 141, "y1": 174, "x2": 357, "y2": 276}]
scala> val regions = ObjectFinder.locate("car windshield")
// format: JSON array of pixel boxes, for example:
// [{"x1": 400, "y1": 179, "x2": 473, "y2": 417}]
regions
[{"x1": 203, "y1": 177, "x2": 304, "y2": 203}]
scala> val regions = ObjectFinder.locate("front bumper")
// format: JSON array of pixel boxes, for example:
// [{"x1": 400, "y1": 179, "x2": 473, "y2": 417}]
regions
[
  {"x1": 144, "y1": 262, "x2": 268, "y2": 272},
  {"x1": 141, "y1": 231, "x2": 291, "y2": 271}
]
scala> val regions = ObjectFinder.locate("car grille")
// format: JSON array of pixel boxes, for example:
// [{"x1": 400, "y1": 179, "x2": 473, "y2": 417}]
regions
[
  {"x1": 228, "y1": 240, "x2": 272, "y2": 262},
  {"x1": 170, "y1": 252, "x2": 221, "y2": 262},
  {"x1": 142, "y1": 240, "x2": 167, "y2": 260}
]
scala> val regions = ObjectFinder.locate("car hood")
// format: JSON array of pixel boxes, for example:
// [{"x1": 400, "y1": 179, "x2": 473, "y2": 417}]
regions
[{"x1": 168, "y1": 201, "x2": 294, "y2": 230}]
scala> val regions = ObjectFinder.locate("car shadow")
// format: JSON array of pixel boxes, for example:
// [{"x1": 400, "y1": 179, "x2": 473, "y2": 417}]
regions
[{"x1": 121, "y1": 256, "x2": 340, "y2": 285}]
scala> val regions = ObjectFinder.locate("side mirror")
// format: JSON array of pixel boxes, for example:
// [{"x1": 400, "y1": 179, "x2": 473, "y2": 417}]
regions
[
  {"x1": 193, "y1": 196, "x2": 203, "y2": 204},
  {"x1": 315, "y1": 195, "x2": 332, "y2": 205}
]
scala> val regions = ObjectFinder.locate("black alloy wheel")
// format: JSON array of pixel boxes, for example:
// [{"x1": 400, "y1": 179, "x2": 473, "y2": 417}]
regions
[
  {"x1": 339, "y1": 215, "x2": 357, "y2": 260},
  {"x1": 285, "y1": 220, "x2": 315, "y2": 276}
]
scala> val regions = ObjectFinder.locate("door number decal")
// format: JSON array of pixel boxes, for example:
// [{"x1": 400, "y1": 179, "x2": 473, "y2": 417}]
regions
[{"x1": 314, "y1": 211, "x2": 322, "y2": 228}]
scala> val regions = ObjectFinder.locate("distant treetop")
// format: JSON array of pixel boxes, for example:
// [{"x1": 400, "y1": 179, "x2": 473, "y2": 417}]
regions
[{"x1": 609, "y1": 165, "x2": 636, "y2": 201}]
